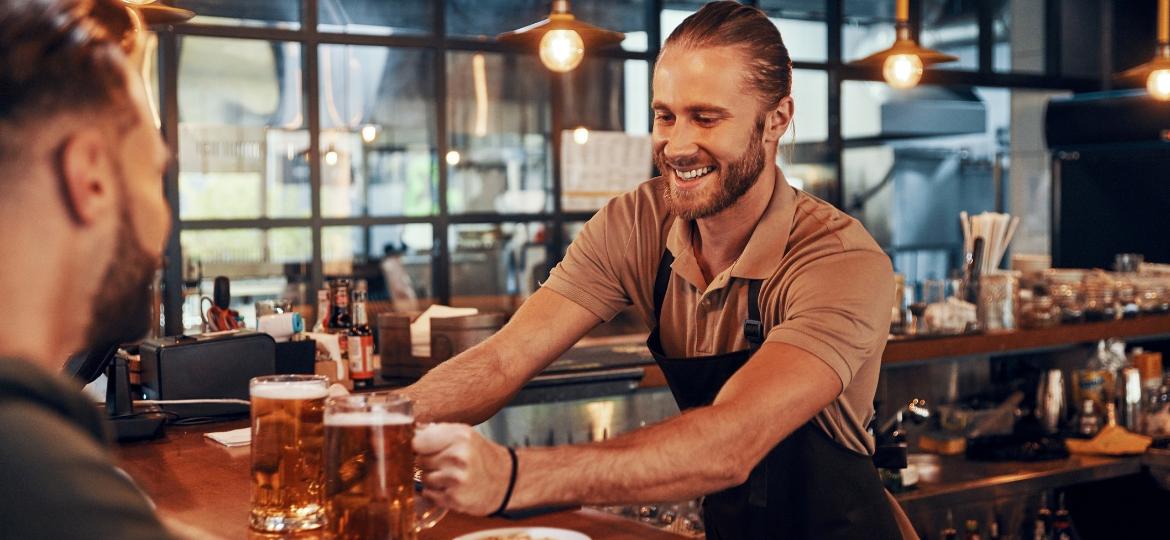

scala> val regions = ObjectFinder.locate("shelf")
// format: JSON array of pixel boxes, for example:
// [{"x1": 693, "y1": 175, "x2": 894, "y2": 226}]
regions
[
  {"x1": 884, "y1": 314, "x2": 1170, "y2": 365},
  {"x1": 895, "y1": 454, "x2": 1142, "y2": 511}
]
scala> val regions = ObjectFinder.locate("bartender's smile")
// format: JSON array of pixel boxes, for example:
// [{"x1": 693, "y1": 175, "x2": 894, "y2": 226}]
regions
[{"x1": 672, "y1": 164, "x2": 718, "y2": 189}]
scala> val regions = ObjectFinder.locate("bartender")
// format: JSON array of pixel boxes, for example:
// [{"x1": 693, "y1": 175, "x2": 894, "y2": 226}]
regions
[{"x1": 409, "y1": 2, "x2": 913, "y2": 538}]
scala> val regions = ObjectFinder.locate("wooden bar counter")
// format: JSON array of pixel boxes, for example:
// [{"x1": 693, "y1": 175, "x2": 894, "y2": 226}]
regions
[{"x1": 115, "y1": 420, "x2": 682, "y2": 539}]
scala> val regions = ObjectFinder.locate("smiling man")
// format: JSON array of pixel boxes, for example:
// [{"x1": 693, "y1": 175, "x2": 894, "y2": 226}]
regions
[{"x1": 408, "y1": 2, "x2": 912, "y2": 538}]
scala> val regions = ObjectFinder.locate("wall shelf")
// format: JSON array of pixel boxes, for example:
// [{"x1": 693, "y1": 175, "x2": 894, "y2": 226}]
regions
[{"x1": 883, "y1": 314, "x2": 1170, "y2": 365}]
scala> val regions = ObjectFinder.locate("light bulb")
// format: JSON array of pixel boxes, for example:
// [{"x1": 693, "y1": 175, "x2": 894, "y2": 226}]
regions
[
  {"x1": 1148, "y1": 69, "x2": 1170, "y2": 101},
  {"x1": 360, "y1": 124, "x2": 378, "y2": 143},
  {"x1": 324, "y1": 149, "x2": 339, "y2": 166},
  {"x1": 539, "y1": 29, "x2": 584, "y2": 73},
  {"x1": 573, "y1": 126, "x2": 589, "y2": 145},
  {"x1": 445, "y1": 150, "x2": 461, "y2": 166},
  {"x1": 883, "y1": 54, "x2": 924, "y2": 89}
]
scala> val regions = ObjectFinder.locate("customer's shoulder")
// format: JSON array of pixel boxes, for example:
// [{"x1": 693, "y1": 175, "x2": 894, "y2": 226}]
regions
[{"x1": 0, "y1": 399, "x2": 107, "y2": 462}]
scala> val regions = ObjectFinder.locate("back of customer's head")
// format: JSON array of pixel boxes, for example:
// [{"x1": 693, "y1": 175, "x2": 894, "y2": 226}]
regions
[
  {"x1": 0, "y1": 0, "x2": 172, "y2": 363},
  {"x1": 0, "y1": 0, "x2": 136, "y2": 182}
]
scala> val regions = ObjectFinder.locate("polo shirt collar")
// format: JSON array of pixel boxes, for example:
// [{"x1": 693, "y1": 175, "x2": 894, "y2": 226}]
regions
[{"x1": 666, "y1": 166, "x2": 797, "y2": 286}]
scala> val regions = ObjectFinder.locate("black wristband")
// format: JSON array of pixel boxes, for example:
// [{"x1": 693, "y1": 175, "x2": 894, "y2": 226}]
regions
[{"x1": 489, "y1": 446, "x2": 519, "y2": 517}]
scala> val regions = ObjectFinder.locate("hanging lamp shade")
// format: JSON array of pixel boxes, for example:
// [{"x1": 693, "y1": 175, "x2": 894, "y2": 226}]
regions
[
  {"x1": 496, "y1": 0, "x2": 624, "y2": 51},
  {"x1": 122, "y1": 1, "x2": 195, "y2": 27},
  {"x1": 850, "y1": 0, "x2": 957, "y2": 69},
  {"x1": 1112, "y1": 0, "x2": 1170, "y2": 89},
  {"x1": 851, "y1": 34, "x2": 960, "y2": 68}
]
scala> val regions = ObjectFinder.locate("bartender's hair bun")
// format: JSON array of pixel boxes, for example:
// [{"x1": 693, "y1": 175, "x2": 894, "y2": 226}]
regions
[
  {"x1": 662, "y1": 0, "x2": 793, "y2": 108},
  {"x1": 0, "y1": 0, "x2": 135, "y2": 166}
]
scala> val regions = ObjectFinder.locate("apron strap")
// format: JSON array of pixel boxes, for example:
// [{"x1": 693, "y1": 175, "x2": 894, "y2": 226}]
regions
[
  {"x1": 652, "y1": 251, "x2": 675, "y2": 324},
  {"x1": 744, "y1": 279, "x2": 764, "y2": 351},
  {"x1": 655, "y1": 250, "x2": 766, "y2": 350}
]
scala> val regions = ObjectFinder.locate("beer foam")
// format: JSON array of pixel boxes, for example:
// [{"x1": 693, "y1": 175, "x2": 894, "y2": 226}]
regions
[
  {"x1": 325, "y1": 411, "x2": 413, "y2": 426},
  {"x1": 251, "y1": 382, "x2": 329, "y2": 400}
]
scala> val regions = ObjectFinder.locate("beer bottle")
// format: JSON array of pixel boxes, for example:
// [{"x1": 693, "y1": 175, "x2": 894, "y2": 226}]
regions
[
  {"x1": 348, "y1": 287, "x2": 375, "y2": 388},
  {"x1": 330, "y1": 279, "x2": 353, "y2": 361},
  {"x1": 1052, "y1": 492, "x2": 1072, "y2": 540},
  {"x1": 964, "y1": 519, "x2": 981, "y2": 540},
  {"x1": 1033, "y1": 492, "x2": 1052, "y2": 540},
  {"x1": 313, "y1": 287, "x2": 331, "y2": 332},
  {"x1": 941, "y1": 510, "x2": 958, "y2": 540}
]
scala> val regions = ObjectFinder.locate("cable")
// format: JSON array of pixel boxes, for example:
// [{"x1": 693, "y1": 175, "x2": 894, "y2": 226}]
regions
[{"x1": 132, "y1": 397, "x2": 251, "y2": 404}]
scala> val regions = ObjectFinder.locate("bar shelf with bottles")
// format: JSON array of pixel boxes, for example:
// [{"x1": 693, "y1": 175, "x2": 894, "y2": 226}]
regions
[{"x1": 886, "y1": 257, "x2": 1170, "y2": 365}]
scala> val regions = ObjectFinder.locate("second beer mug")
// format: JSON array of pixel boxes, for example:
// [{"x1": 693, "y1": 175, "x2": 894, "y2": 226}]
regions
[{"x1": 324, "y1": 392, "x2": 446, "y2": 540}]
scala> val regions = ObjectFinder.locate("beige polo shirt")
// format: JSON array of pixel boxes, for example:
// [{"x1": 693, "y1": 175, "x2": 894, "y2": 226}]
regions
[{"x1": 543, "y1": 168, "x2": 894, "y2": 455}]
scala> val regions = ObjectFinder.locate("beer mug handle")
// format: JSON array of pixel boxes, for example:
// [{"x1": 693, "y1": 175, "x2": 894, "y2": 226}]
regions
[{"x1": 413, "y1": 483, "x2": 447, "y2": 532}]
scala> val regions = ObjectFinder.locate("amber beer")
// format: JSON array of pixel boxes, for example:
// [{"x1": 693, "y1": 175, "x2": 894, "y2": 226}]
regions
[
  {"x1": 324, "y1": 393, "x2": 445, "y2": 539},
  {"x1": 249, "y1": 375, "x2": 330, "y2": 532}
]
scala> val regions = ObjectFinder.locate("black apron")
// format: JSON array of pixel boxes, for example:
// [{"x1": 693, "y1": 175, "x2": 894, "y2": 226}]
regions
[{"x1": 648, "y1": 251, "x2": 902, "y2": 539}]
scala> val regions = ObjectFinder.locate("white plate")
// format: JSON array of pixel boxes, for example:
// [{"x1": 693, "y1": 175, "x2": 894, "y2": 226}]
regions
[{"x1": 453, "y1": 527, "x2": 591, "y2": 540}]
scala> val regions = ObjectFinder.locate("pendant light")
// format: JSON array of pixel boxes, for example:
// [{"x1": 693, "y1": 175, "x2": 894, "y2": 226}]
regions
[
  {"x1": 850, "y1": 0, "x2": 957, "y2": 89},
  {"x1": 122, "y1": 0, "x2": 195, "y2": 27},
  {"x1": 497, "y1": 0, "x2": 624, "y2": 73},
  {"x1": 1115, "y1": 0, "x2": 1170, "y2": 101}
]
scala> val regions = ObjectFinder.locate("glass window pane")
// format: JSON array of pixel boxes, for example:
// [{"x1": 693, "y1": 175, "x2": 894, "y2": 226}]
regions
[
  {"x1": 780, "y1": 155, "x2": 838, "y2": 205},
  {"x1": 322, "y1": 225, "x2": 434, "y2": 310},
  {"x1": 319, "y1": 45, "x2": 437, "y2": 218},
  {"x1": 179, "y1": 227, "x2": 311, "y2": 332},
  {"x1": 560, "y1": 57, "x2": 653, "y2": 212},
  {"x1": 660, "y1": 2, "x2": 703, "y2": 45},
  {"x1": 570, "y1": 0, "x2": 650, "y2": 53},
  {"x1": 994, "y1": 0, "x2": 1046, "y2": 74},
  {"x1": 178, "y1": 37, "x2": 309, "y2": 220},
  {"x1": 840, "y1": 82, "x2": 1068, "y2": 283},
  {"x1": 446, "y1": 0, "x2": 648, "y2": 52},
  {"x1": 760, "y1": 0, "x2": 827, "y2": 63},
  {"x1": 173, "y1": 0, "x2": 300, "y2": 30},
  {"x1": 446, "y1": 52, "x2": 552, "y2": 214},
  {"x1": 919, "y1": 0, "x2": 978, "y2": 71},
  {"x1": 318, "y1": 0, "x2": 432, "y2": 35},
  {"x1": 561, "y1": 58, "x2": 649, "y2": 135},
  {"x1": 449, "y1": 222, "x2": 552, "y2": 314},
  {"x1": 792, "y1": 69, "x2": 828, "y2": 143},
  {"x1": 843, "y1": 0, "x2": 895, "y2": 62}
]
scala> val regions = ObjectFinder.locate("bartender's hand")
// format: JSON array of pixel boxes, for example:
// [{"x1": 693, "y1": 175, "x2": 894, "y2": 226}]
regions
[{"x1": 414, "y1": 423, "x2": 513, "y2": 516}]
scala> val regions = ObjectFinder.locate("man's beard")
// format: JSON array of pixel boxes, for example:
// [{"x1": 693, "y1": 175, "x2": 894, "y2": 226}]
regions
[
  {"x1": 85, "y1": 208, "x2": 160, "y2": 349},
  {"x1": 657, "y1": 121, "x2": 767, "y2": 220}
]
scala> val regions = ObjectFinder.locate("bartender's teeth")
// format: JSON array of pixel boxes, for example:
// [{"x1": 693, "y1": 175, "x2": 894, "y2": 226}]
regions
[{"x1": 675, "y1": 166, "x2": 713, "y2": 180}]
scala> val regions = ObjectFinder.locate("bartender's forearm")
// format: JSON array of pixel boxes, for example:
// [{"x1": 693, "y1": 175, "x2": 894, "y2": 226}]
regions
[
  {"x1": 510, "y1": 402, "x2": 770, "y2": 507},
  {"x1": 508, "y1": 342, "x2": 842, "y2": 508},
  {"x1": 402, "y1": 339, "x2": 522, "y2": 425},
  {"x1": 401, "y1": 288, "x2": 602, "y2": 424}
]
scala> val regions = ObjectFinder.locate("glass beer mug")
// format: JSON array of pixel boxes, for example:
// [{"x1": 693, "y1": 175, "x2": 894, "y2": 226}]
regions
[
  {"x1": 249, "y1": 375, "x2": 330, "y2": 532},
  {"x1": 324, "y1": 392, "x2": 446, "y2": 539}
]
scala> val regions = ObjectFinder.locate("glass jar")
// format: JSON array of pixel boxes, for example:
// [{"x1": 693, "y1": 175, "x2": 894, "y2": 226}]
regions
[
  {"x1": 1020, "y1": 295, "x2": 1061, "y2": 329},
  {"x1": 1081, "y1": 271, "x2": 1118, "y2": 322},
  {"x1": 978, "y1": 271, "x2": 1019, "y2": 332}
]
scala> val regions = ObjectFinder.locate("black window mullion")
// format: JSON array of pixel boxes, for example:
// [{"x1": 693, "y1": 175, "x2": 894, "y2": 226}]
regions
[
  {"x1": 434, "y1": 0, "x2": 452, "y2": 305},
  {"x1": 305, "y1": 0, "x2": 324, "y2": 297},
  {"x1": 827, "y1": 0, "x2": 843, "y2": 209},
  {"x1": 160, "y1": 30, "x2": 184, "y2": 336},
  {"x1": 1045, "y1": 0, "x2": 1062, "y2": 78},
  {"x1": 978, "y1": 0, "x2": 994, "y2": 74},
  {"x1": 549, "y1": 72, "x2": 567, "y2": 264}
]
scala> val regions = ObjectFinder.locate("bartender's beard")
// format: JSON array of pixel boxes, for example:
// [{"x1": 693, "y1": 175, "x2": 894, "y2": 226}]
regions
[
  {"x1": 85, "y1": 199, "x2": 161, "y2": 349},
  {"x1": 657, "y1": 120, "x2": 767, "y2": 221}
]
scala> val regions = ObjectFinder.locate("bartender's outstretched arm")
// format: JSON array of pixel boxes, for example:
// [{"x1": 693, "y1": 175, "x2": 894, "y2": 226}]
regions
[
  {"x1": 414, "y1": 331, "x2": 842, "y2": 515},
  {"x1": 400, "y1": 287, "x2": 602, "y2": 425}
]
